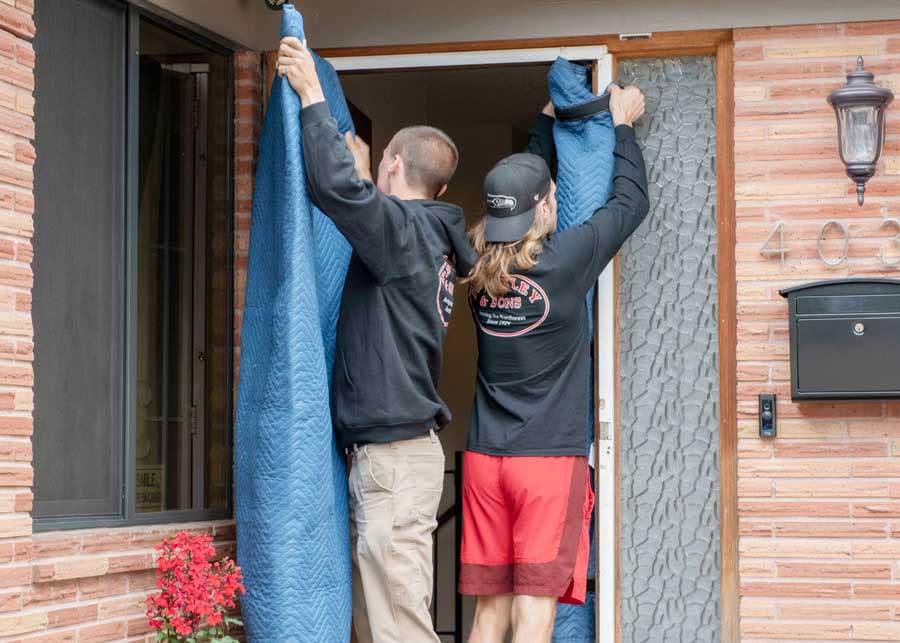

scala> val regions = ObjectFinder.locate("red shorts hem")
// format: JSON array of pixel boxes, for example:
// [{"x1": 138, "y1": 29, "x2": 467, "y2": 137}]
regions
[
  {"x1": 459, "y1": 573, "x2": 587, "y2": 605},
  {"x1": 458, "y1": 452, "x2": 594, "y2": 605}
]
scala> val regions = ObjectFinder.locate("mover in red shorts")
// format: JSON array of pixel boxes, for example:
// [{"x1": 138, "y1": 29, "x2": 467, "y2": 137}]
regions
[{"x1": 460, "y1": 85, "x2": 648, "y2": 643}]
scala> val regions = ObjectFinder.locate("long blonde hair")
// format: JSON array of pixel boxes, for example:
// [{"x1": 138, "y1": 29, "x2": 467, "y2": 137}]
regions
[{"x1": 464, "y1": 209, "x2": 552, "y2": 299}]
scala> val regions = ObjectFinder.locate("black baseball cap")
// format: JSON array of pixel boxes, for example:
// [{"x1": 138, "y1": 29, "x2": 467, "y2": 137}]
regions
[{"x1": 483, "y1": 153, "x2": 552, "y2": 243}]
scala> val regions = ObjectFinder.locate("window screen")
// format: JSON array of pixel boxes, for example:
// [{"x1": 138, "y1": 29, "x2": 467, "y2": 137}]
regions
[{"x1": 33, "y1": 0, "x2": 126, "y2": 519}]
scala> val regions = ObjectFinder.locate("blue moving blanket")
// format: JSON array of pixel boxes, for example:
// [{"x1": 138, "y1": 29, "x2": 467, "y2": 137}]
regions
[
  {"x1": 235, "y1": 5, "x2": 354, "y2": 641},
  {"x1": 547, "y1": 57, "x2": 616, "y2": 643}
]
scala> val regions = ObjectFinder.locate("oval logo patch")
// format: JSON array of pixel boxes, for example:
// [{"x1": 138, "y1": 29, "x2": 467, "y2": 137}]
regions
[{"x1": 473, "y1": 274, "x2": 550, "y2": 337}]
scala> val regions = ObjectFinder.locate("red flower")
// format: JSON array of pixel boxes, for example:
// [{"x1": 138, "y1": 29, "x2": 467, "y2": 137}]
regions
[{"x1": 146, "y1": 531, "x2": 245, "y2": 641}]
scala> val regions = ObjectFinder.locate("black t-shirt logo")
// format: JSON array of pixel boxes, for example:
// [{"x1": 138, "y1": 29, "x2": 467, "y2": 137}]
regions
[
  {"x1": 437, "y1": 256, "x2": 456, "y2": 328},
  {"x1": 473, "y1": 274, "x2": 550, "y2": 337}
]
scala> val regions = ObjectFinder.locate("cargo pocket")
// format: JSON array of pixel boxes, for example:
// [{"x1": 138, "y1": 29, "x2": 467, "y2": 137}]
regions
[
  {"x1": 390, "y1": 454, "x2": 444, "y2": 610},
  {"x1": 408, "y1": 453, "x2": 445, "y2": 521},
  {"x1": 352, "y1": 447, "x2": 395, "y2": 527}
]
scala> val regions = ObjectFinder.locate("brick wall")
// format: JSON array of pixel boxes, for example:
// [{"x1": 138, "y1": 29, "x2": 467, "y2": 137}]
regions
[
  {"x1": 233, "y1": 51, "x2": 263, "y2": 378},
  {"x1": 0, "y1": 0, "x2": 37, "y2": 637},
  {"x1": 734, "y1": 21, "x2": 900, "y2": 642},
  {"x1": 0, "y1": 0, "x2": 263, "y2": 633}
]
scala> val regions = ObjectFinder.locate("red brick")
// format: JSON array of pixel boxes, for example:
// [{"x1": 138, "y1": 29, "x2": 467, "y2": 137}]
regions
[
  {"x1": 736, "y1": 23, "x2": 843, "y2": 40},
  {"x1": 0, "y1": 464, "x2": 31, "y2": 485},
  {"x1": 48, "y1": 603, "x2": 98, "y2": 627},
  {"x1": 734, "y1": 44, "x2": 764, "y2": 62},
  {"x1": 778, "y1": 600, "x2": 891, "y2": 620},
  {"x1": 739, "y1": 519, "x2": 773, "y2": 537},
  {"x1": 80, "y1": 531, "x2": 131, "y2": 554},
  {"x1": 13, "y1": 42, "x2": 31, "y2": 69},
  {"x1": 0, "y1": 5, "x2": 32, "y2": 38},
  {"x1": 853, "y1": 502, "x2": 900, "y2": 518},
  {"x1": 739, "y1": 459, "x2": 851, "y2": 478},
  {"x1": 0, "y1": 564, "x2": 29, "y2": 588},
  {"x1": 32, "y1": 535, "x2": 81, "y2": 559},
  {"x1": 126, "y1": 570, "x2": 157, "y2": 592},
  {"x1": 21, "y1": 631, "x2": 77, "y2": 643},
  {"x1": 0, "y1": 590, "x2": 22, "y2": 613},
  {"x1": 735, "y1": 60, "x2": 845, "y2": 82},
  {"x1": 76, "y1": 620, "x2": 126, "y2": 643},
  {"x1": 126, "y1": 615, "x2": 153, "y2": 636},
  {"x1": 97, "y1": 595, "x2": 147, "y2": 620},
  {"x1": 854, "y1": 583, "x2": 900, "y2": 599},
  {"x1": 774, "y1": 441, "x2": 888, "y2": 458},
  {"x1": 0, "y1": 516, "x2": 30, "y2": 538},
  {"x1": 740, "y1": 560, "x2": 775, "y2": 577},
  {"x1": 739, "y1": 500, "x2": 849, "y2": 517},
  {"x1": 13, "y1": 491, "x2": 31, "y2": 511},
  {"x1": 107, "y1": 553, "x2": 153, "y2": 575},
  {"x1": 27, "y1": 580, "x2": 77, "y2": 607},
  {"x1": 772, "y1": 520, "x2": 888, "y2": 539},
  {"x1": 0, "y1": 438, "x2": 30, "y2": 461},
  {"x1": 777, "y1": 562, "x2": 891, "y2": 579},
  {"x1": 741, "y1": 580, "x2": 851, "y2": 598},
  {"x1": 78, "y1": 574, "x2": 127, "y2": 600},
  {"x1": 14, "y1": 540, "x2": 31, "y2": 562},
  {"x1": 853, "y1": 460, "x2": 900, "y2": 477},
  {"x1": 741, "y1": 621, "x2": 851, "y2": 639},
  {"x1": 0, "y1": 264, "x2": 32, "y2": 288}
]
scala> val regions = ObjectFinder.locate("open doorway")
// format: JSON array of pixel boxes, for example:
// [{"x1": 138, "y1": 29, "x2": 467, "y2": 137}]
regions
[
  {"x1": 340, "y1": 63, "x2": 555, "y2": 641},
  {"x1": 328, "y1": 40, "x2": 728, "y2": 643}
]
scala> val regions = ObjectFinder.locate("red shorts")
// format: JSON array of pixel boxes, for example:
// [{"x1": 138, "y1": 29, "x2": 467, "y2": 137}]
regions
[{"x1": 458, "y1": 451, "x2": 594, "y2": 604}]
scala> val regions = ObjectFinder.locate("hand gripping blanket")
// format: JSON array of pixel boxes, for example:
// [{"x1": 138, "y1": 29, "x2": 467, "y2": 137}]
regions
[
  {"x1": 235, "y1": 5, "x2": 354, "y2": 641},
  {"x1": 547, "y1": 57, "x2": 616, "y2": 643}
]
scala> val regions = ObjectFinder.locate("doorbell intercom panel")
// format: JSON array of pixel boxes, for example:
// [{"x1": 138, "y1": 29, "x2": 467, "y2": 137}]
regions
[{"x1": 759, "y1": 394, "x2": 776, "y2": 438}]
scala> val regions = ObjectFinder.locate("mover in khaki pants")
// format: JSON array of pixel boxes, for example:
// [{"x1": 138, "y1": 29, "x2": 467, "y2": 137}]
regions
[{"x1": 277, "y1": 38, "x2": 478, "y2": 643}]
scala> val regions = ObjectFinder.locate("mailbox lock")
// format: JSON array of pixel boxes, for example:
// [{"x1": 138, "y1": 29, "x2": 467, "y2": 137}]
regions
[{"x1": 852, "y1": 322, "x2": 865, "y2": 336}]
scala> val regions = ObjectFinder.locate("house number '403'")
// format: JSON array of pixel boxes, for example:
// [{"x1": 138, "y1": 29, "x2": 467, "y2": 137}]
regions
[{"x1": 760, "y1": 219, "x2": 900, "y2": 268}]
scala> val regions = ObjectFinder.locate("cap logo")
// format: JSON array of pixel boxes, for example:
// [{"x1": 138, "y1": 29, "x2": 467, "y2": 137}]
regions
[{"x1": 486, "y1": 194, "x2": 517, "y2": 210}]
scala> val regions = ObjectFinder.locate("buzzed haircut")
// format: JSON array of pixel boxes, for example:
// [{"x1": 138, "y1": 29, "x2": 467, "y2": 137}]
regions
[{"x1": 388, "y1": 126, "x2": 459, "y2": 197}]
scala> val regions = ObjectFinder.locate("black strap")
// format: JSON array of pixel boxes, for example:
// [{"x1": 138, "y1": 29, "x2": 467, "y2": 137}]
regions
[{"x1": 554, "y1": 81, "x2": 625, "y2": 122}]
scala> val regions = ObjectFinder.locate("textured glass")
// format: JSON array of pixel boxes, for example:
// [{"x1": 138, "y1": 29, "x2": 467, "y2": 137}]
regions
[
  {"x1": 616, "y1": 56, "x2": 720, "y2": 643},
  {"x1": 838, "y1": 104, "x2": 879, "y2": 164}
]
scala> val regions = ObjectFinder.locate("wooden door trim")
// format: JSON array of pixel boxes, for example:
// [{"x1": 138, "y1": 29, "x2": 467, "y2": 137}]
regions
[
  {"x1": 715, "y1": 39, "x2": 739, "y2": 643},
  {"x1": 317, "y1": 29, "x2": 731, "y2": 60}
]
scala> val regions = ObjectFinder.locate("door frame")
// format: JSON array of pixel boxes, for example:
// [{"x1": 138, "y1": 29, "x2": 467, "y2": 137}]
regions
[{"x1": 314, "y1": 29, "x2": 737, "y2": 643}]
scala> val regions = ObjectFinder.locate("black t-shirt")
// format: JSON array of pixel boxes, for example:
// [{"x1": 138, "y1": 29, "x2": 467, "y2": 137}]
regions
[{"x1": 467, "y1": 124, "x2": 649, "y2": 456}]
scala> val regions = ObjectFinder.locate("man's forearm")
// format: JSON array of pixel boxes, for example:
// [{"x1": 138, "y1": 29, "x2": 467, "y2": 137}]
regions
[
  {"x1": 608, "y1": 125, "x2": 649, "y2": 206},
  {"x1": 526, "y1": 113, "x2": 556, "y2": 175},
  {"x1": 301, "y1": 102, "x2": 379, "y2": 214}
]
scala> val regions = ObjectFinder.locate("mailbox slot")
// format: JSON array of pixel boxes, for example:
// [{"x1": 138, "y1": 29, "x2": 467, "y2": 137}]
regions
[{"x1": 780, "y1": 279, "x2": 900, "y2": 400}]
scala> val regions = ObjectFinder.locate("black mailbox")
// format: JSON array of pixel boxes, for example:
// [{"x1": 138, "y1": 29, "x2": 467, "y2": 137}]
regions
[{"x1": 779, "y1": 278, "x2": 900, "y2": 400}]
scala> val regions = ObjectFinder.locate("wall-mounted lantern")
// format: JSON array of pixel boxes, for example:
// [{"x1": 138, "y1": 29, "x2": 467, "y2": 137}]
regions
[{"x1": 827, "y1": 57, "x2": 894, "y2": 206}]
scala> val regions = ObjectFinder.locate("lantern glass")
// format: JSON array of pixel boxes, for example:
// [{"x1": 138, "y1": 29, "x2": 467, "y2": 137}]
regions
[{"x1": 836, "y1": 103, "x2": 882, "y2": 164}]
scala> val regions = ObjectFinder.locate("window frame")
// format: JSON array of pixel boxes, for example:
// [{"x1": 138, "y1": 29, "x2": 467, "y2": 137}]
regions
[{"x1": 35, "y1": 1, "x2": 235, "y2": 532}]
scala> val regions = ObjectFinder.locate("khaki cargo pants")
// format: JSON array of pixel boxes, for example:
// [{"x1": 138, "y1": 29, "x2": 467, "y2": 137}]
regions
[{"x1": 350, "y1": 431, "x2": 445, "y2": 643}]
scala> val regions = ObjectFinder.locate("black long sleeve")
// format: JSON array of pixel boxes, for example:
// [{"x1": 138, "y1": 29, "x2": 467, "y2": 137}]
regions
[
  {"x1": 525, "y1": 113, "x2": 557, "y2": 177},
  {"x1": 300, "y1": 101, "x2": 414, "y2": 284}
]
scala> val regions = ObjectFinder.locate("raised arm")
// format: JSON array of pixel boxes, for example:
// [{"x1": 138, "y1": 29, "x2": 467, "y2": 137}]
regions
[
  {"x1": 525, "y1": 102, "x2": 557, "y2": 175},
  {"x1": 278, "y1": 37, "x2": 413, "y2": 284},
  {"x1": 556, "y1": 85, "x2": 650, "y2": 293}
]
